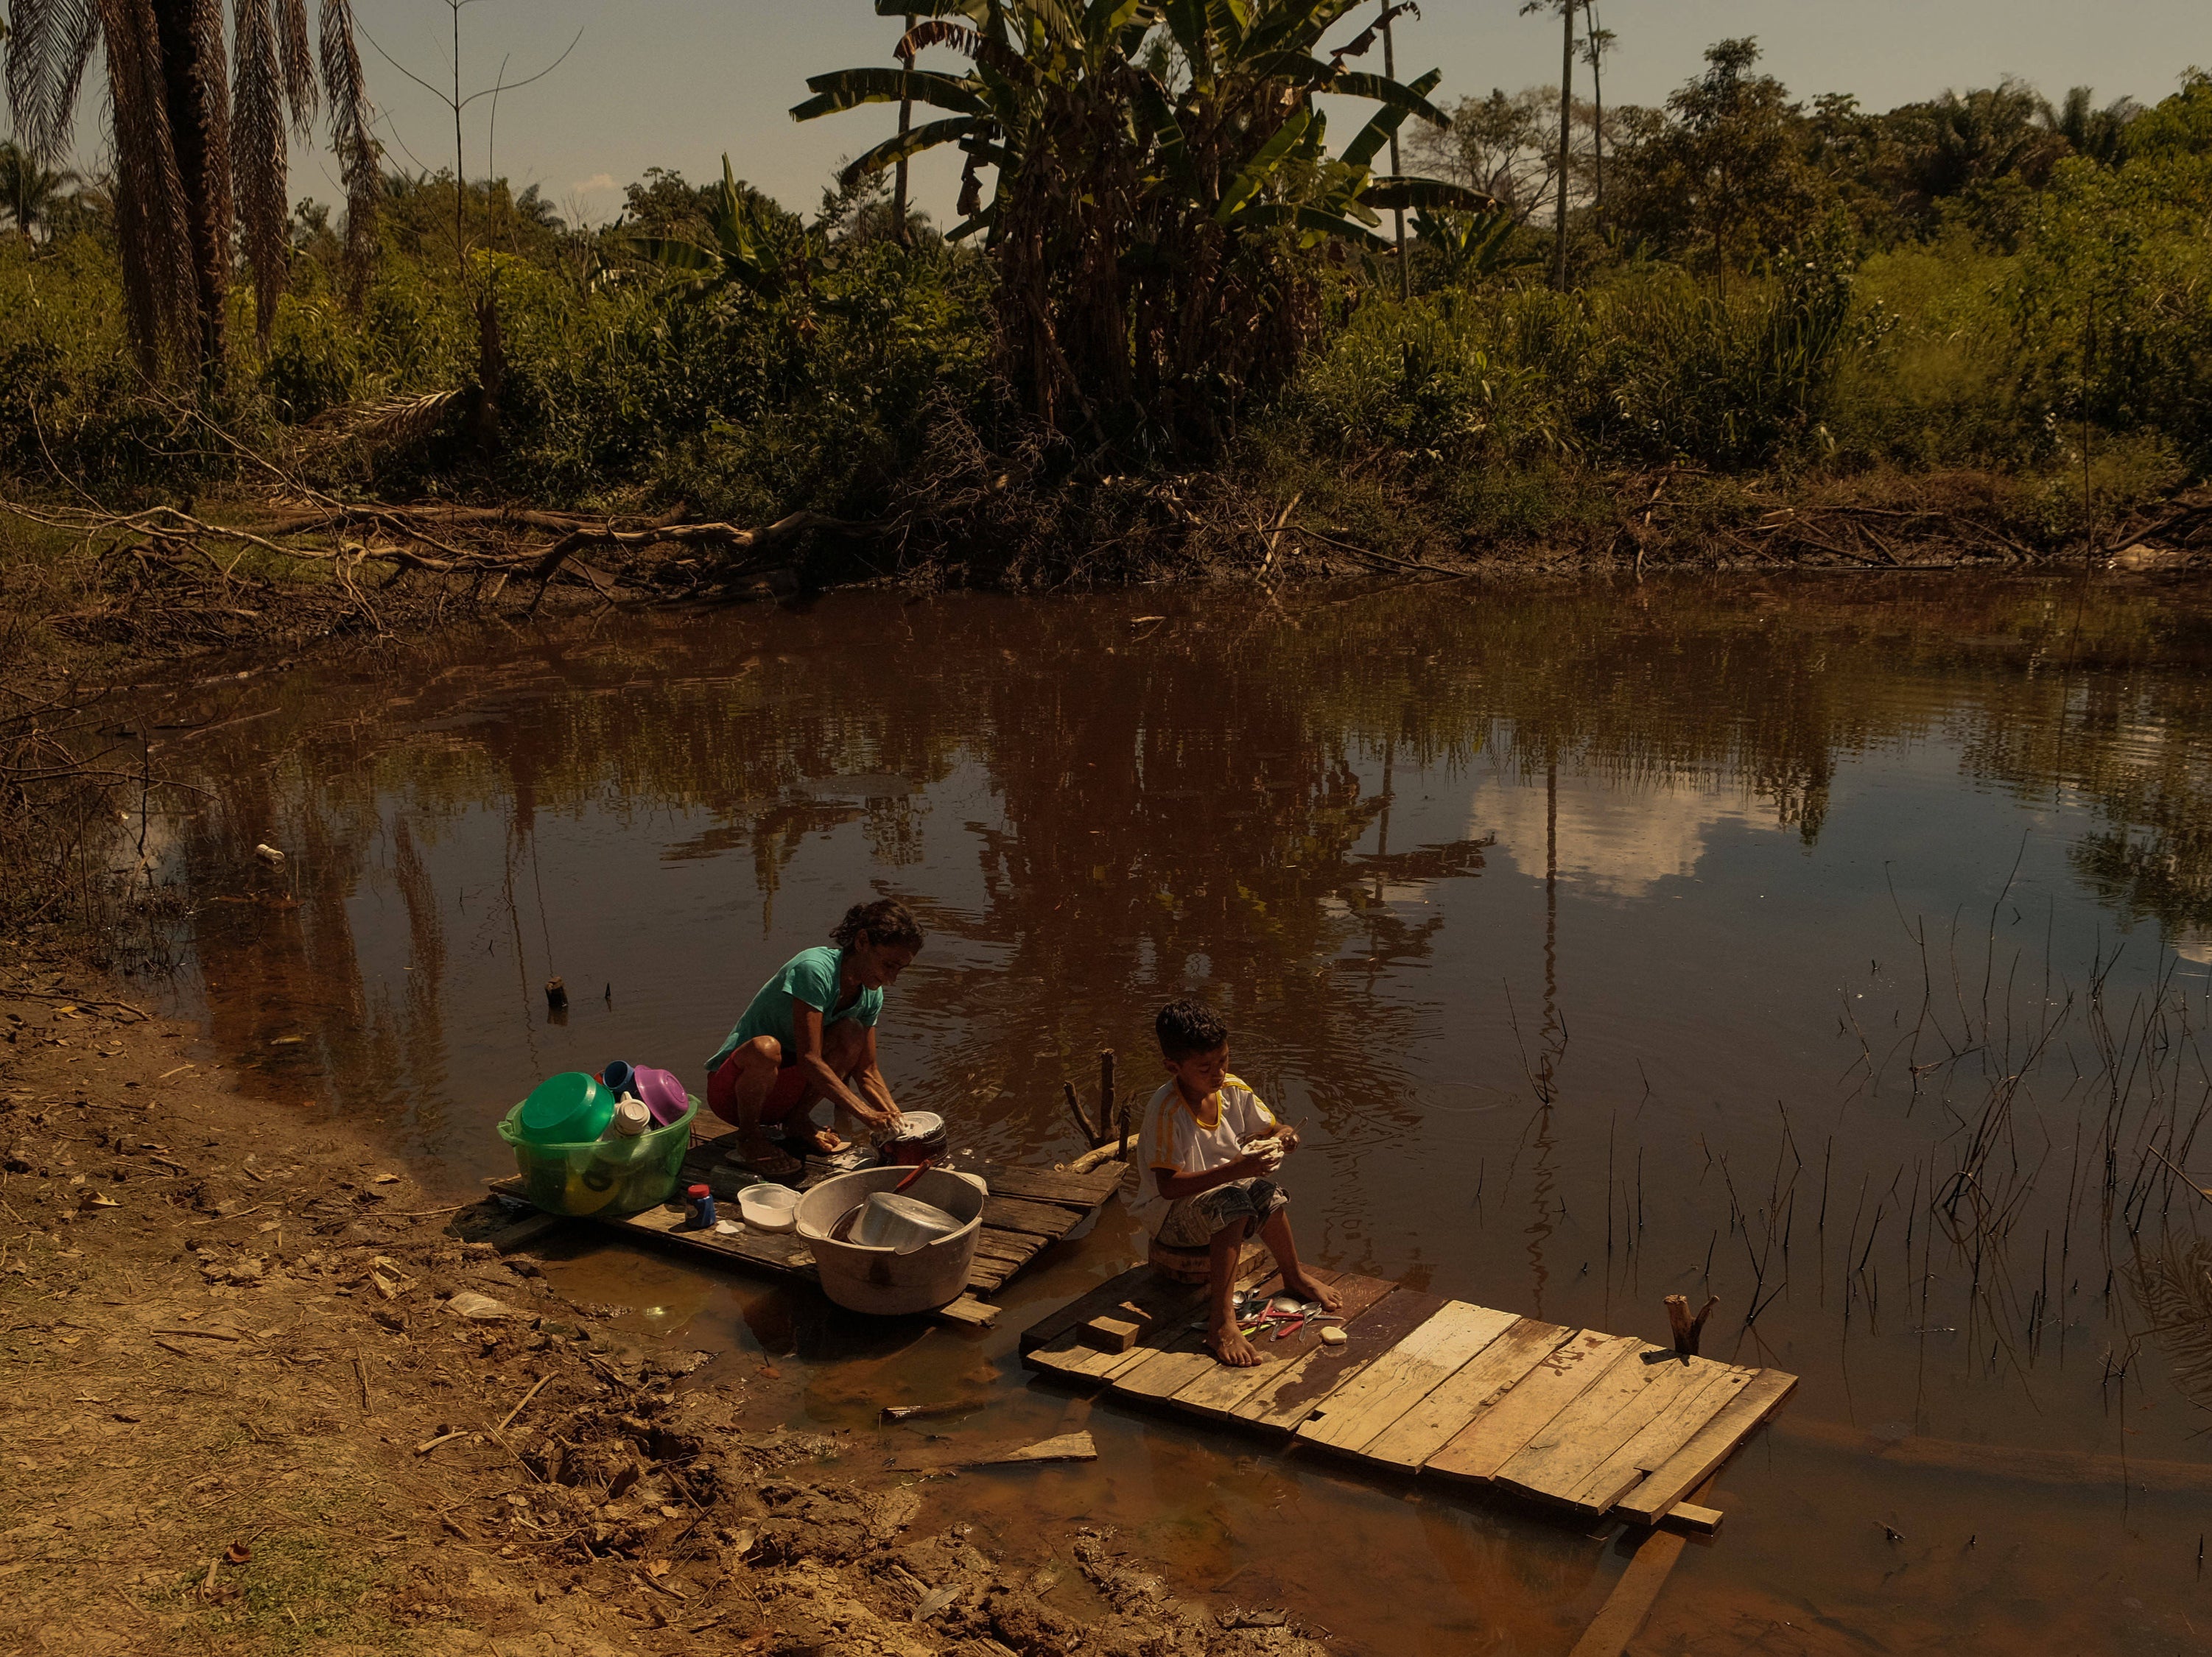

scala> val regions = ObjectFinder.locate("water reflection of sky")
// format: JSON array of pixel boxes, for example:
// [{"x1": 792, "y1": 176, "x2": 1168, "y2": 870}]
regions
[{"x1": 145, "y1": 579, "x2": 2212, "y2": 1654}]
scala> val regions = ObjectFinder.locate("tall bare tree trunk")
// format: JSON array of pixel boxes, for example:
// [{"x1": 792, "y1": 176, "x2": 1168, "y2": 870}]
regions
[
  {"x1": 152, "y1": 0, "x2": 232, "y2": 373},
  {"x1": 1553, "y1": 0, "x2": 1571, "y2": 290},
  {"x1": 1586, "y1": 1, "x2": 1604, "y2": 233},
  {"x1": 893, "y1": 12, "x2": 913, "y2": 246},
  {"x1": 1383, "y1": 1, "x2": 1406, "y2": 300}
]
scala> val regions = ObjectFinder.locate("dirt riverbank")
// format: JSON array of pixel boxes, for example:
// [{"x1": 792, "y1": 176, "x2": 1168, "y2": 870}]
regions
[
  {"x1": 0, "y1": 965, "x2": 1330, "y2": 1657},
  {"x1": 7, "y1": 468, "x2": 2212, "y2": 676}
]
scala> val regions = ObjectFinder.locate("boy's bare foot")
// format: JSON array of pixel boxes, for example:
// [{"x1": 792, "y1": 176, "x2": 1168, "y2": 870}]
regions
[
  {"x1": 1209, "y1": 1325, "x2": 1261, "y2": 1367},
  {"x1": 1285, "y1": 1274, "x2": 1344, "y2": 1313}
]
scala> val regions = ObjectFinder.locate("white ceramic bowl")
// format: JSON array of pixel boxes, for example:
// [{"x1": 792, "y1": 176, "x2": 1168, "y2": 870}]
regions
[{"x1": 737, "y1": 1183, "x2": 801, "y2": 1232}]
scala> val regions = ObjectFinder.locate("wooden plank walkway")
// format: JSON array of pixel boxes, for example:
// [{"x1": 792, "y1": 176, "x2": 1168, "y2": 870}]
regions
[
  {"x1": 488, "y1": 1116, "x2": 1126, "y2": 1323},
  {"x1": 1022, "y1": 1261, "x2": 1796, "y2": 1526}
]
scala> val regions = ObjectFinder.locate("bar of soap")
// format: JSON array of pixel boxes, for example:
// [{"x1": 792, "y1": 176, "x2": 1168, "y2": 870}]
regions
[{"x1": 1319, "y1": 1326, "x2": 1347, "y2": 1346}]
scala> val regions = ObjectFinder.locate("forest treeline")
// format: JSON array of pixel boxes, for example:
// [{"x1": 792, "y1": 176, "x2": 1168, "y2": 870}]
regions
[{"x1": 4, "y1": 9, "x2": 2211, "y2": 583}]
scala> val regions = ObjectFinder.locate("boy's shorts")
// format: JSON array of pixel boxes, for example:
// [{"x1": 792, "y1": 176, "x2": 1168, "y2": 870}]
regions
[{"x1": 1155, "y1": 1176, "x2": 1287, "y2": 1249}]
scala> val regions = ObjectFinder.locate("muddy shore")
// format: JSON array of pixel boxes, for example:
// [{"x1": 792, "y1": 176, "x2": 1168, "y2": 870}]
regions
[{"x1": 0, "y1": 968, "x2": 1330, "y2": 1656}]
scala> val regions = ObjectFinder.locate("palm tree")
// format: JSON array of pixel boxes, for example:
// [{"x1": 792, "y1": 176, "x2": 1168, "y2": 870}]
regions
[
  {"x1": 4, "y1": 0, "x2": 378, "y2": 375},
  {"x1": 2038, "y1": 85, "x2": 2138, "y2": 166},
  {"x1": 797, "y1": 0, "x2": 1484, "y2": 449},
  {"x1": 0, "y1": 138, "x2": 74, "y2": 239}
]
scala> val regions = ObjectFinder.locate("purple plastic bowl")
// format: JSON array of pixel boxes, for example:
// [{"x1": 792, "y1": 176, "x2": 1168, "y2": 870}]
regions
[{"x1": 633, "y1": 1066, "x2": 689, "y2": 1127}]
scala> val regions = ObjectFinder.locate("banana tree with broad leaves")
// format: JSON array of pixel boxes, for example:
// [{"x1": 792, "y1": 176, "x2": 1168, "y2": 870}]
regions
[
  {"x1": 795, "y1": 0, "x2": 1488, "y2": 454},
  {"x1": 610, "y1": 155, "x2": 797, "y2": 304}
]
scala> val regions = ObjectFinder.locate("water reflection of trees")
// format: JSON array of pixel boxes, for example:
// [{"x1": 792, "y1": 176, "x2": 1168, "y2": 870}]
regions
[{"x1": 156, "y1": 579, "x2": 2212, "y2": 1156}]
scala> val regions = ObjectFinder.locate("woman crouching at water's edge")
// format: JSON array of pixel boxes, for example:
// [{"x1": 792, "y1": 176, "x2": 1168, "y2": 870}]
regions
[{"x1": 703, "y1": 898, "x2": 922, "y2": 1178}]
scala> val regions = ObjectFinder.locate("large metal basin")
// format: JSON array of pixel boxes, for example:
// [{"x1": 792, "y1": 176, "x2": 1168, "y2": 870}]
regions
[{"x1": 795, "y1": 1167, "x2": 987, "y2": 1315}]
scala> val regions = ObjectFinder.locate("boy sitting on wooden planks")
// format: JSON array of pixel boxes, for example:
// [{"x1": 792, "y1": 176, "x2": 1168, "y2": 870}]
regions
[{"x1": 1134, "y1": 999, "x2": 1343, "y2": 1366}]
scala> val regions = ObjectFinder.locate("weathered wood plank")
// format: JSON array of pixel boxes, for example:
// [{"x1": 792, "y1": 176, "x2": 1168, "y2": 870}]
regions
[
  {"x1": 1021, "y1": 1266, "x2": 1177, "y2": 1354},
  {"x1": 1662, "y1": 1500, "x2": 1724, "y2": 1535},
  {"x1": 1019, "y1": 1245, "x2": 1272, "y2": 1354},
  {"x1": 1565, "y1": 1525, "x2": 1689, "y2": 1657},
  {"x1": 1027, "y1": 1260, "x2": 1270, "y2": 1385},
  {"x1": 970, "y1": 1230, "x2": 1046, "y2": 1265},
  {"x1": 1296, "y1": 1301, "x2": 1522, "y2": 1454},
  {"x1": 613, "y1": 1201, "x2": 821, "y2": 1274},
  {"x1": 1167, "y1": 1270, "x2": 1397, "y2": 1424},
  {"x1": 1492, "y1": 1345, "x2": 1731, "y2": 1510},
  {"x1": 1112, "y1": 1272, "x2": 1291, "y2": 1401},
  {"x1": 1422, "y1": 1331, "x2": 1641, "y2": 1485},
  {"x1": 1613, "y1": 1368, "x2": 1798, "y2": 1524},
  {"x1": 981, "y1": 1194, "x2": 1086, "y2": 1240},
  {"x1": 1363, "y1": 1317, "x2": 1574, "y2": 1471},
  {"x1": 481, "y1": 1208, "x2": 569, "y2": 1253},
  {"x1": 1560, "y1": 1364, "x2": 1753, "y2": 1515},
  {"x1": 1233, "y1": 1288, "x2": 1446, "y2": 1433},
  {"x1": 967, "y1": 1161, "x2": 1126, "y2": 1209},
  {"x1": 935, "y1": 1295, "x2": 1000, "y2": 1328}
]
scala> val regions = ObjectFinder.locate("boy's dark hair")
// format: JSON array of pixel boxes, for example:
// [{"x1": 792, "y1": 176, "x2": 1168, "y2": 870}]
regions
[
  {"x1": 832, "y1": 897, "x2": 924, "y2": 952},
  {"x1": 1155, "y1": 999, "x2": 1229, "y2": 1060}
]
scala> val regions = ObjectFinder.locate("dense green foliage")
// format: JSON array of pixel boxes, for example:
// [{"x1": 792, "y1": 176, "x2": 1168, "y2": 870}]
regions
[{"x1": 2, "y1": 32, "x2": 2209, "y2": 553}]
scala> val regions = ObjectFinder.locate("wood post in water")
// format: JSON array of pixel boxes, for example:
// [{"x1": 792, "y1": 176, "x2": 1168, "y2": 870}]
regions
[
  {"x1": 1103, "y1": 1049, "x2": 1123, "y2": 1156},
  {"x1": 1665, "y1": 1292, "x2": 1718, "y2": 1356},
  {"x1": 1062, "y1": 1081, "x2": 1095, "y2": 1147}
]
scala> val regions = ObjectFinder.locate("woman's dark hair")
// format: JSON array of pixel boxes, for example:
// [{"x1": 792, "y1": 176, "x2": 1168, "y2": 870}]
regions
[
  {"x1": 1155, "y1": 998, "x2": 1229, "y2": 1060},
  {"x1": 832, "y1": 897, "x2": 924, "y2": 953}
]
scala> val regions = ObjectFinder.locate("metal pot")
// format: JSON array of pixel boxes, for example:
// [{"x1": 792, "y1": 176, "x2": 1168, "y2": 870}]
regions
[{"x1": 877, "y1": 1110, "x2": 947, "y2": 1167}]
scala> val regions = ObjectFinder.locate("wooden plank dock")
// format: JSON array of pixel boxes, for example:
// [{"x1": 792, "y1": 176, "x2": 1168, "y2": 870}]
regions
[
  {"x1": 1022, "y1": 1259, "x2": 1796, "y2": 1527},
  {"x1": 488, "y1": 1117, "x2": 1127, "y2": 1324}
]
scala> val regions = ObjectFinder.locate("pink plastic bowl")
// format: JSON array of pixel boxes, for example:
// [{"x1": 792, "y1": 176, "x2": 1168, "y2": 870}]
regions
[{"x1": 633, "y1": 1066, "x2": 689, "y2": 1127}]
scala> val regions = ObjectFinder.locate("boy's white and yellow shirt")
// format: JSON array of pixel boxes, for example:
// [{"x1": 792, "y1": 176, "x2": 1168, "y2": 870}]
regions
[{"x1": 1129, "y1": 1074, "x2": 1276, "y2": 1236}]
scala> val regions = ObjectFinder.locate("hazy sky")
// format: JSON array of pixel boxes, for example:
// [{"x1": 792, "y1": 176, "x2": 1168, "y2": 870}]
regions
[{"x1": 52, "y1": 1, "x2": 2212, "y2": 223}]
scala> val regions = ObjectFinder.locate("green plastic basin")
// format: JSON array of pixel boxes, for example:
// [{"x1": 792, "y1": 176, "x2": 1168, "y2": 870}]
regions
[{"x1": 499, "y1": 1095, "x2": 699, "y2": 1217}]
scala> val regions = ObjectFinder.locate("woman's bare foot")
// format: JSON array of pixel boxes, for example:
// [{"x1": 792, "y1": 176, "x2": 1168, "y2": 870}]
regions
[
  {"x1": 1208, "y1": 1324, "x2": 1262, "y2": 1367},
  {"x1": 737, "y1": 1133, "x2": 802, "y2": 1178},
  {"x1": 1285, "y1": 1273, "x2": 1344, "y2": 1313},
  {"x1": 799, "y1": 1124, "x2": 846, "y2": 1155}
]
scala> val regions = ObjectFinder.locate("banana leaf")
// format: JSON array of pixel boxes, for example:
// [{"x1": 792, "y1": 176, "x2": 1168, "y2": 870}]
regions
[
  {"x1": 792, "y1": 68, "x2": 986, "y2": 122},
  {"x1": 838, "y1": 116, "x2": 980, "y2": 188},
  {"x1": 1361, "y1": 175, "x2": 1495, "y2": 214},
  {"x1": 1240, "y1": 0, "x2": 1364, "y2": 60},
  {"x1": 1215, "y1": 107, "x2": 1312, "y2": 223},
  {"x1": 1341, "y1": 67, "x2": 1440, "y2": 170},
  {"x1": 1327, "y1": 71, "x2": 1447, "y2": 128}
]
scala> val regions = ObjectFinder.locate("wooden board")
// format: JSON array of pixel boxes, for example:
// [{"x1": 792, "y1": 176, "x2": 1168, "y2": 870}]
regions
[
  {"x1": 1018, "y1": 1263, "x2": 1797, "y2": 1528},
  {"x1": 484, "y1": 1145, "x2": 1126, "y2": 1313},
  {"x1": 1558, "y1": 1364, "x2": 1753, "y2": 1516},
  {"x1": 1168, "y1": 1270, "x2": 1398, "y2": 1424},
  {"x1": 981, "y1": 1194, "x2": 1089, "y2": 1239},
  {"x1": 1019, "y1": 1239, "x2": 1271, "y2": 1353},
  {"x1": 935, "y1": 1294, "x2": 1000, "y2": 1328},
  {"x1": 1113, "y1": 1273, "x2": 1290, "y2": 1402},
  {"x1": 1027, "y1": 1255, "x2": 1279, "y2": 1387},
  {"x1": 1361, "y1": 1317, "x2": 1574, "y2": 1471},
  {"x1": 1422, "y1": 1331, "x2": 1642, "y2": 1485},
  {"x1": 1235, "y1": 1287, "x2": 1445, "y2": 1432},
  {"x1": 965, "y1": 1162, "x2": 1126, "y2": 1209},
  {"x1": 1492, "y1": 1347, "x2": 1736, "y2": 1512},
  {"x1": 1296, "y1": 1301, "x2": 1522, "y2": 1454},
  {"x1": 1613, "y1": 1368, "x2": 1799, "y2": 1524}
]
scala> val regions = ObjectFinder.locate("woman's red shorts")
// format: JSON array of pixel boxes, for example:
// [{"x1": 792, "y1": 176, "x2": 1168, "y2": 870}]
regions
[{"x1": 706, "y1": 1051, "x2": 812, "y2": 1126}]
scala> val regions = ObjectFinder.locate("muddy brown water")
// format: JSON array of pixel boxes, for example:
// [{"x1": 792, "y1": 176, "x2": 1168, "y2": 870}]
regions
[{"x1": 128, "y1": 577, "x2": 2212, "y2": 1653}]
